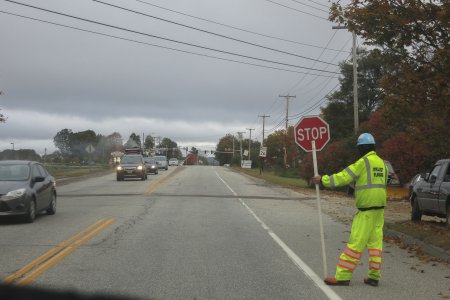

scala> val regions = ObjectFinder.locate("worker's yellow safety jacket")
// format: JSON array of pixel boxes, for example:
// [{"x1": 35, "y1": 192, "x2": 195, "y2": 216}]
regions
[{"x1": 321, "y1": 151, "x2": 387, "y2": 209}]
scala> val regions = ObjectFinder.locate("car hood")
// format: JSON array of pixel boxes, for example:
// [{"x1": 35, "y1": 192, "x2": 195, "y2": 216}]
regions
[
  {"x1": 0, "y1": 181, "x2": 27, "y2": 194},
  {"x1": 120, "y1": 163, "x2": 142, "y2": 167}
]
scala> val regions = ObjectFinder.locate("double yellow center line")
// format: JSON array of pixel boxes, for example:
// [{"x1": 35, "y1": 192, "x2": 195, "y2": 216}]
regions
[{"x1": 3, "y1": 218, "x2": 115, "y2": 285}]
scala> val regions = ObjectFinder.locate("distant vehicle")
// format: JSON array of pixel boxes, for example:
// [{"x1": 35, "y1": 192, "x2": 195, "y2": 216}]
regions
[
  {"x1": 154, "y1": 156, "x2": 168, "y2": 170},
  {"x1": 410, "y1": 159, "x2": 450, "y2": 227},
  {"x1": 116, "y1": 154, "x2": 147, "y2": 181},
  {"x1": 0, "y1": 160, "x2": 57, "y2": 223},
  {"x1": 169, "y1": 158, "x2": 179, "y2": 166},
  {"x1": 384, "y1": 160, "x2": 401, "y2": 186},
  {"x1": 124, "y1": 148, "x2": 143, "y2": 155},
  {"x1": 144, "y1": 157, "x2": 159, "y2": 175}
]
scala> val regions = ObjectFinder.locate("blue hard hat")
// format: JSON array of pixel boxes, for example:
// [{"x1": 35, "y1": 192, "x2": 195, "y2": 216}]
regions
[{"x1": 356, "y1": 133, "x2": 375, "y2": 146}]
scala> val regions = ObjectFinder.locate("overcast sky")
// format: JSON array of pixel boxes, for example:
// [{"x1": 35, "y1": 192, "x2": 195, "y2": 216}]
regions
[{"x1": 0, "y1": 0, "x2": 352, "y2": 155}]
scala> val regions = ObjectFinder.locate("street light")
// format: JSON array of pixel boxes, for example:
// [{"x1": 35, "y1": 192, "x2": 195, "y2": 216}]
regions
[
  {"x1": 10, "y1": 142, "x2": 14, "y2": 150},
  {"x1": 332, "y1": 25, "x2": 359, "y2": 134}
]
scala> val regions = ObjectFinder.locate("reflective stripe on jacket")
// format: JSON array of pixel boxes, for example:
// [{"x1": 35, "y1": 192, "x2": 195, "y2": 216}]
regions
[{"x1": 321, "y1": 151, "x2": 387, "y2": 209}]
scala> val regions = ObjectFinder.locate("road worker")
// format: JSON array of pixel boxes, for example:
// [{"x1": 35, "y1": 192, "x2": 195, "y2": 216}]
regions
[{"x1": 312, "y1": 133, "x2": 387, "y2": 287}]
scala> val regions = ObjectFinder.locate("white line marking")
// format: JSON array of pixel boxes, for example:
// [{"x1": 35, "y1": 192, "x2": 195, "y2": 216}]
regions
[{"x1": 215, "y1": 171, "x2": 342, "y2": 300}]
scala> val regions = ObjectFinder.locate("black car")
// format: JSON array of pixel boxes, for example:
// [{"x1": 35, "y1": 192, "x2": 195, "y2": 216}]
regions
[
  {"x1": 116, "y1": 154, "x2": 147, "y2": 181},
  {"x1": 0, "y1": 160, "x2": 57, "y2": 223},
  {"x1": 144, "y1": 157, "x2": 158, "y2": 175}
]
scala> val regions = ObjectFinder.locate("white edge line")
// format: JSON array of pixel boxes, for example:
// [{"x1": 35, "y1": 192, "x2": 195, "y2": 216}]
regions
[{"x1": 215, "y1": 170, "x2": 342, "y2": 300}]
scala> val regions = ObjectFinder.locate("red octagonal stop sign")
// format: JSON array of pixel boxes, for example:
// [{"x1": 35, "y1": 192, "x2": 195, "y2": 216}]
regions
[{"x1": 294, "y1": 116, "x2": 330, "y2": 152}]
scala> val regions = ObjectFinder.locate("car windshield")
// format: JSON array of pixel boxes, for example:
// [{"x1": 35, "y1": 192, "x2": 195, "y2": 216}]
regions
[
  {"x1": 121, "y1": 156, "x2": 142, "y2": 164},
  {"x1": 154, "y1": 156, "x2": 166, "y2": 161},
  {"x1": 144, "y1": 158, "x2": 155, "y2": 164},
  {"x1": 0, "y1": 164, "x2": 30, "y2": 181}
]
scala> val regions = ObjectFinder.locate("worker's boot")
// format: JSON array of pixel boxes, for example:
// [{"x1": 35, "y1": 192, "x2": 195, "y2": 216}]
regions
[
  {"x1": 324, "y1": 277, "x2": 350, "y2": 286},
  {"x1": 364, "y1": 277, "x2": 379, "y2": 287}
]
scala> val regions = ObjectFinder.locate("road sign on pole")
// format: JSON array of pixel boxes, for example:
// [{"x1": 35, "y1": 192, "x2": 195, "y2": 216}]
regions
[
  {"x1": 259, "y1": 147, "x2": 267, "y2": 158},
  {"x1": 85, "y1": 144, "x2": 95, "y2": 154},
  {"x1": 294, "y1": 115, "x2": 330, "y2": 151},
  {"x1": 294, "y1": 116, "x2": 330, "y2": 278}
]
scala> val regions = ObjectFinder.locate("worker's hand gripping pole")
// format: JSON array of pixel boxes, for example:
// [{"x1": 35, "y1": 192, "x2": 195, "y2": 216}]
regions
[{"x1": 312, "y1": 140, "x2": 328, "y2": 278}]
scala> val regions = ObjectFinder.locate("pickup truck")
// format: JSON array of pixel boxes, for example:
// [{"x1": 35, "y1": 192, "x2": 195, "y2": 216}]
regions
[{"x1": 410, "y1": 159, "x2": 450, "y2": 228}]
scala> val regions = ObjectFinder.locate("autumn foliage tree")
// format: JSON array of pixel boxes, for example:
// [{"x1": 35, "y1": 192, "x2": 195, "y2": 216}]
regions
[{"x1": 328, "y1": 0, "x2": 450, "y2": 180}]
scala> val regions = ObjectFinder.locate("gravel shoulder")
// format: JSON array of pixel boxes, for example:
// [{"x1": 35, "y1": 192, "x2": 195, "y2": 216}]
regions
[{"x1": 297, "y1": 188, "x2": 450, "y2": 264}]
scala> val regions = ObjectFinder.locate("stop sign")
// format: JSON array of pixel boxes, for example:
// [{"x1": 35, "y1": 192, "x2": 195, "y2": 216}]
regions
[{"x1": 294, "y1": 116, "x2": 330, "y2": 152}]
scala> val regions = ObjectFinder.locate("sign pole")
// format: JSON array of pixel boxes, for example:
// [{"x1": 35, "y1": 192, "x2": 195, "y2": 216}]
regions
[{"x1": 312, "y1": 140, "x2": 328, "y2": 278}]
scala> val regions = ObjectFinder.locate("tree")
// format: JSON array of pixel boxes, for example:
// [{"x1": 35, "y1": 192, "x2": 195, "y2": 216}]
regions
[
  {"x1": 54, "y1": 129, "x2": 73, "y2": 155},
  {"x1": 107, "y1": 132, "x2": 123, "y2": 151},
  {"x1": 125, "y1": 133, "x2": 141, "y2": 148},
  {"x1": 322, "y1": 48, "x2": 388, "y2": 139},
  {"x1": 0, "y1": 149, "x2": 40, "y2": 161},
  {"x1": 215, "y1": 134, "x2": 237, "y2": 166},
  {"x1": 69, "y1": 130, "x2": 98, "y2": 162},
  {"x1": 158, "y1": 137, "x2": 178, "y2": 158},
  {"x1": 144, "y1": 135, "x2": 155, "y2": 151},
  {"x1": 265, "y1": 130, "x2": 286, "y2": 169},
  {"x1": 330, "y1": 0, "x2": 450, "y2": 70},
  {"x1": 330, "y1": 0, "x2": 450, "y2": 164}
]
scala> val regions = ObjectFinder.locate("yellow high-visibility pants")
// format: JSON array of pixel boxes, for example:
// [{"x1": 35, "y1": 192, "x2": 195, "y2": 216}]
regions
[{"x1": 335, "y1": 209, "x2": 384, "y2": 281}]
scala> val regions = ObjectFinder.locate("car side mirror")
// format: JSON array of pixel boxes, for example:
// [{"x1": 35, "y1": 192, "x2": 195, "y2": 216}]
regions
[
  {"x1": 33, "y1": 176, "x2": 45, "y2": 183},
  {"x1": 429, "y1": 174, "x2": 437, "y2": 183}
]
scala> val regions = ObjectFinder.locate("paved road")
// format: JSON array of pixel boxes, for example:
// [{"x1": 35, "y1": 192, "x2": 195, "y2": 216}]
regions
[{"x1": 1, "y1": 166, "x2": 449, "y2": 299}]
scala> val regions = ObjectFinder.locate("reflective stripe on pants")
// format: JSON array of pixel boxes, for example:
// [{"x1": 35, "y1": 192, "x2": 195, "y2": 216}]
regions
[{"x1": 335, "y1": 210, "x2": 384, "y2": 281}]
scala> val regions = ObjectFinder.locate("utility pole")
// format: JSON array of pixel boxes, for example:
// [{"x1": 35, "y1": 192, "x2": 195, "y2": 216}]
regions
[
  {"x1": 237, "y1": 131, "x2": 245, "y2": 167},
  {"x1": 246, "y1": 128, "x2": 254, "y2": 160},
  {"x1": 258, "y1": 115, "x2": 270, "y2": 146},
  {"x1": 232, "y1": 135, "x2": 235, "y2": 160},
  {"x1": 332, "y1": 25, "x2": 359, "y2": 134},
  {"x1": 279, "y1": 94, "x2": 296, "y2": 168},
  {"x1": 279, "y1": 94, "x2": 296, "y2": 131}
]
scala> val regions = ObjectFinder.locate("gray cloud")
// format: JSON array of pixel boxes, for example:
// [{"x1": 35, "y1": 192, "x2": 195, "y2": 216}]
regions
[{"x1": 0, "y1": 0, "x2": 351, "y2": 154}]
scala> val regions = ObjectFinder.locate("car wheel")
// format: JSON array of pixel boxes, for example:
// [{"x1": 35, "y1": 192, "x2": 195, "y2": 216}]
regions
[
  {"x1": 116, "y1": 175, "x2": 122, "y2": 181},
  {"x1": 46, "y1": 193, "x2": 57, "y2": 215},
  {"x1": 411, "y1": 196, "x2": 422, "y2": 222},
  {"x1": 24, "y1": 199, "x2": 36, "y2": 223}
]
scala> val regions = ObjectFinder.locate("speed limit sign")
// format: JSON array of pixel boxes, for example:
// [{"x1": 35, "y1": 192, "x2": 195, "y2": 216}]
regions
[{"x1": 259, "y1": 147, "x2": 267, "y2": 157}]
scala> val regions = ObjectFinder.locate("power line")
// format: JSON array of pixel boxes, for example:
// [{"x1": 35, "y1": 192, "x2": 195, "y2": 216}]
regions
[
  {"x1": 304, "y1": 0, "x2": 330, "y2": 9},
  {"x1": 263, "y1": 0, "x2": 328, "y2": 20},
  {"x1": 93, "y1": 0, "x2": 338, "y2": 67},
  {"x1": 135, "y1": 0, "x2": 347, "y2": 53},
  {"x1": 286, "y1": 0, "x2": 329, "y2": 13},
  {"x1": 0, "y1": 10, "x2": 340, "y2": 78},
  {"x1": 289, "y1": 82, "x2": 340, "y2": 119},
  {"x1": 4, "y1": 1, "x2": 340, "y2": 75},
  {"x1": 285, "y1": 30, "x2": 339, "y2": 93},
  {"x1": 289, "y1": 36, "x2": 352, "y2": 94}
]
